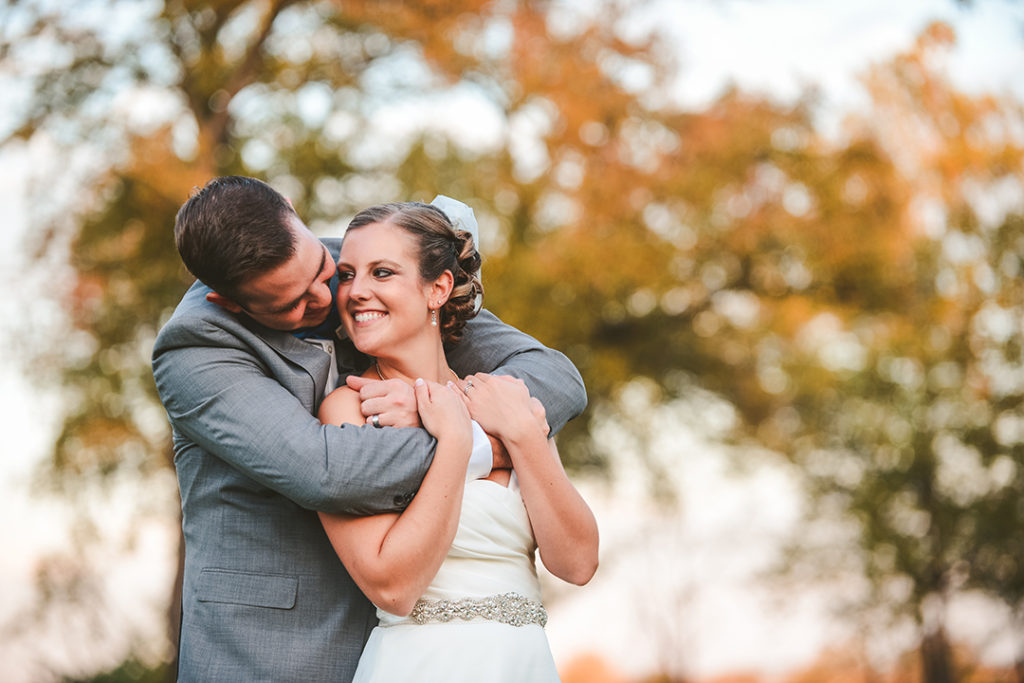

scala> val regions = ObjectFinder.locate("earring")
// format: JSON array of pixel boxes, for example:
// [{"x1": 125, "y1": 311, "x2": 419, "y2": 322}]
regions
[{"x1": 430, "y1": 308, "x2": 438, "y2": 326}]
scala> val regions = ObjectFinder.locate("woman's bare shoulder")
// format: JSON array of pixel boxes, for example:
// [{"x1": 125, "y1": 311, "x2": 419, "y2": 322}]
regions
[{"x1": 319, "y1": 385, "x2": 364, "y2": 426}]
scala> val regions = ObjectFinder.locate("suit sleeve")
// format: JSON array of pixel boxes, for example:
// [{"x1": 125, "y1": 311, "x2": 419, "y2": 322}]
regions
[
  {"x1": 446, "y1": 309, "x2": 587, "y2": 435},
  {"x1": 152, "y1": 316, "x2": 434, "y2": 516}
]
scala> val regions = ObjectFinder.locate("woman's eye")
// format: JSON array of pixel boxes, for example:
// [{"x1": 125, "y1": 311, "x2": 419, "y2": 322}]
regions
[
  {"x1": 373, "y1": 268, "x2": 393, "y2": 278},
  {"x1": 337, "y1": 271, "x2": 354, "y2": 282}
]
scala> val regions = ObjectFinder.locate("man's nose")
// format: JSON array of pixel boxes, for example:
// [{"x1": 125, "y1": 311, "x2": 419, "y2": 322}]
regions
[{"x1": 309, "y1": 279, "x2": 333, "y2": 308}]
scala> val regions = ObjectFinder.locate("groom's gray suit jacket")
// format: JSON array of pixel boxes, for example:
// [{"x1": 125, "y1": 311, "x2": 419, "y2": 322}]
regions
[{"x1": 152, "y1": 238, "x2": 586, "y2": 682}]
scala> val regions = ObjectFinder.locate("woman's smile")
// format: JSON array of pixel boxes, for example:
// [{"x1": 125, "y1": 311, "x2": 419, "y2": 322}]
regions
[
  {"x1": 336, "y1": 221, "x2": 440, "y2": 356},
  {"x1": 352, "y1": 310, "x2": 388, "y2": 324}
]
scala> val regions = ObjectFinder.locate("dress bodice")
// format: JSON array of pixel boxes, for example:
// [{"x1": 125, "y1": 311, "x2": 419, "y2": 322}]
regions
[
  {"x1": 353, "y1": 476, "x2": 559, "y2": 682},
  {"x1": 375, "y1": 475, "x2": 541, "y2": 627}
]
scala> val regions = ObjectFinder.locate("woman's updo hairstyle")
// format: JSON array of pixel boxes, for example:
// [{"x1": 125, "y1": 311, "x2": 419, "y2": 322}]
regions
[{"x1": 346, "y1": 202, "x2": 483, "y2": 346}]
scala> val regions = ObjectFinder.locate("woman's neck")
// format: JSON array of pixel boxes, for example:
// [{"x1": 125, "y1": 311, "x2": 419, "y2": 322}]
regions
[{"x1": 372, "y1": 348, "x2": 456, "y2": 386}]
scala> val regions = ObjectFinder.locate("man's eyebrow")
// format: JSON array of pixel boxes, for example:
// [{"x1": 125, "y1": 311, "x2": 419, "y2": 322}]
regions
[
  {"x1": 269, "y1": 245, "x2": 329, "y2": 313},
  {"x1": 313, "y1": 244, "x2": 329, "y2": 280}
]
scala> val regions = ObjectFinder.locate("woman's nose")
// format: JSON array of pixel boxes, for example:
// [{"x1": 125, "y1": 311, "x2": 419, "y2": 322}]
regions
[{"x1": 347, "y1": 273, "x2": 369, "y2": 300}]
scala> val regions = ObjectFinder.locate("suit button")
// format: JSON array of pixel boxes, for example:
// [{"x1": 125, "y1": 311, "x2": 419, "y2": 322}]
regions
[{"x1": 393, "y1": 492, "x2": 413, "y2": 506}]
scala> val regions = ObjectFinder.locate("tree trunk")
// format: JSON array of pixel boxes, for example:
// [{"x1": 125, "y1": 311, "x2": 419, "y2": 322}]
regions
[
  {"x1": 920, "y1": 627, "x2": 955, "y2": 683},
  {"x1": 165, "y1": 505, "x2": 185, "y2": 683}
]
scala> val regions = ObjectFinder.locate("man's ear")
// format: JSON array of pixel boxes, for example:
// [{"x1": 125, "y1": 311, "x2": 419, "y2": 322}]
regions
[{"x1": 206, "y1": 292, "x2": 244, "y2": 313}]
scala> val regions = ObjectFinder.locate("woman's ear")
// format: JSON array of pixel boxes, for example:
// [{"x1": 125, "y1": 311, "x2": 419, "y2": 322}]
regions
[{"x1": 431, "y1": 270, "x2": 455, "y2": 306}]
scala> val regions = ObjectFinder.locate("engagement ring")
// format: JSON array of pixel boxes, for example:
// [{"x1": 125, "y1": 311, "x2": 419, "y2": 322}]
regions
[{"x1": 462, "y1": 379, "x2": 474, "y2": 395}]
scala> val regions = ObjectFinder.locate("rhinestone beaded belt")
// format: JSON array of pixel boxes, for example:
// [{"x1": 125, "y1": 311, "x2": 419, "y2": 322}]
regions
[{"x1": 406, "y1": 592, "x2": 548, "y2": 627}]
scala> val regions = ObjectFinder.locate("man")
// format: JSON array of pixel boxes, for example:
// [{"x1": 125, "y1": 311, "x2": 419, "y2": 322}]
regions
[{"x1": 152, "y1": 176, "x2": 586, "y2": 681}]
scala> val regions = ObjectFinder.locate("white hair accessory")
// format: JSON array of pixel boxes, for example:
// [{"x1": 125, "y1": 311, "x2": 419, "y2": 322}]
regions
[
  {"x1": 431, "y1": 194, "x2": 483, "y2": 312},
  {"x1": 430, "y1": 195, "x2": 480, "y2": 250}
]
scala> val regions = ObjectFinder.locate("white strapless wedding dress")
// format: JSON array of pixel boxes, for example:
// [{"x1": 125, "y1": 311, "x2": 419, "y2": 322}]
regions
[{"x1": 351, "y1": 475, "x2": 560, "y2": 682}]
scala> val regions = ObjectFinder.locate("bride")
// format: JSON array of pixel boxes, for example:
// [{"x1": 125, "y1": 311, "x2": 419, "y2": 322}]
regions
[{"x1": 316, "y1": 199, "x2": 599, "y2": 681}]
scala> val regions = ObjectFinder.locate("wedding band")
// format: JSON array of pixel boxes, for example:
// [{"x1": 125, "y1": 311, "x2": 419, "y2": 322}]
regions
[
  {"x1": 462, "y1": 378, "x2": 474, "y2": 395},
  {"x1": 370, "y1": 414, "x2": 382, "y2": 428}
]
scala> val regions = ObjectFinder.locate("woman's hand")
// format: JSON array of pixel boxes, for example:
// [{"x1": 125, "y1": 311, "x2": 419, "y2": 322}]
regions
[
  {"x1": 414, "y1": 379, "x2": 473, "y2": 451},
  {"x1": 457, "y1": 373, "x2": 549, "y2": 442}
]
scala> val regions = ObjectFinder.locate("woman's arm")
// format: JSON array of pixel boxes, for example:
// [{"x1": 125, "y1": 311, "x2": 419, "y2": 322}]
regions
[
  {"x1": 461, "y1": 374, "x2": 599, "y2": 585},
  {"x1": 317, "y1": 379, "x2": 473, "y2": 616}
]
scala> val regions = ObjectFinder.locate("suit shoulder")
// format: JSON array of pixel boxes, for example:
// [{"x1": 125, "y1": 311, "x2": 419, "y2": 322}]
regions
[{"x1": 153, "y1": 282, "x2": 247, "y2": 354}]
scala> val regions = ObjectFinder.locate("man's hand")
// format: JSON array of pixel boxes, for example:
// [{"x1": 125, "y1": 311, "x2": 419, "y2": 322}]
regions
[{"x1": 346, "y1": 375, "x2": 421, "y2": 428}]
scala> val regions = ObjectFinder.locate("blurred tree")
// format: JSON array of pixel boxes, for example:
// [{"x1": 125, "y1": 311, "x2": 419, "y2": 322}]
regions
[
  {"x1": 471, "y1": 18, "x2": 1024, "y2": 682},
  {"x1": 768, "y1": 24, "x2": 1024, "y2": 682},
  {"x1": 5, "y1": 0, "x2": 1023, "y2": 681},
  {"x1": 0, "y1": 0, "x2": 681, "y2": 676},
  {"x1": 63, "y1": 658, "x2": 170, "y2": 683}
]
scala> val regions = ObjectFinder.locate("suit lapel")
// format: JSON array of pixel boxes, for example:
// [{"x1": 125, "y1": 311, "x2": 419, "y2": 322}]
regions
[{"x1": 238, "y1": 315, "x2": 333, "y2": 409}]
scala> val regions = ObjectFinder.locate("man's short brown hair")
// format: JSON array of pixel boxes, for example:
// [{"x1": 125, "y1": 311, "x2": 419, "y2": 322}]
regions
[{"x1": 174, "y1": 176, "x2": 299, "y2": 303}]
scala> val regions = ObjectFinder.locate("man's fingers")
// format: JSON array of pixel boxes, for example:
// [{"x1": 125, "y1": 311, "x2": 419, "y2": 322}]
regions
[
  {"x1": 346, "y1": 374, "x2": 379, "y2": 392},
  {"x1": 360, "y1": 396, "x2": 393, "y2": 417},
  {"x1": 348, "y1": 375, "x2": 396, "y2": 401}
]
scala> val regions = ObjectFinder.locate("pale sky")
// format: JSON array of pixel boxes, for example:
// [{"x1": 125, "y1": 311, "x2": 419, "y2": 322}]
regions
[
  {"x1": 662, "y1": 0, "x2": 1024, "y2": 110},
  {"x1": 2, "y1": 1, "x2": 1023, "y2": 680}
]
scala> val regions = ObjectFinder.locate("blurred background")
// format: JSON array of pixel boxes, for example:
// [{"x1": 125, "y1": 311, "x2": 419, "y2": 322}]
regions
[{"x1": 2, "y1": 0, "x2": 1024, "y2": 681}]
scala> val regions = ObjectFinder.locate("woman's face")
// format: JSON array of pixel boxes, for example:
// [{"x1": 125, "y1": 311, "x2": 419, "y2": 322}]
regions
[{"x1": 336, "y1": 220, "x2": 446, "y2": 357}]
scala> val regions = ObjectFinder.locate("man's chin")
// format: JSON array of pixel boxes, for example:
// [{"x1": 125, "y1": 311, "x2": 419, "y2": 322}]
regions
[{"x1": 301, "y1": 309, "x2": 331, "y2": 328}]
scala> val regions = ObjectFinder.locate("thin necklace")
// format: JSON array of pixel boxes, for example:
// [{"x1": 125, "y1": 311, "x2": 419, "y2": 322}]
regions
[{"x1": 374, "y1": 358, "x2": 457, "y2": 384}]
